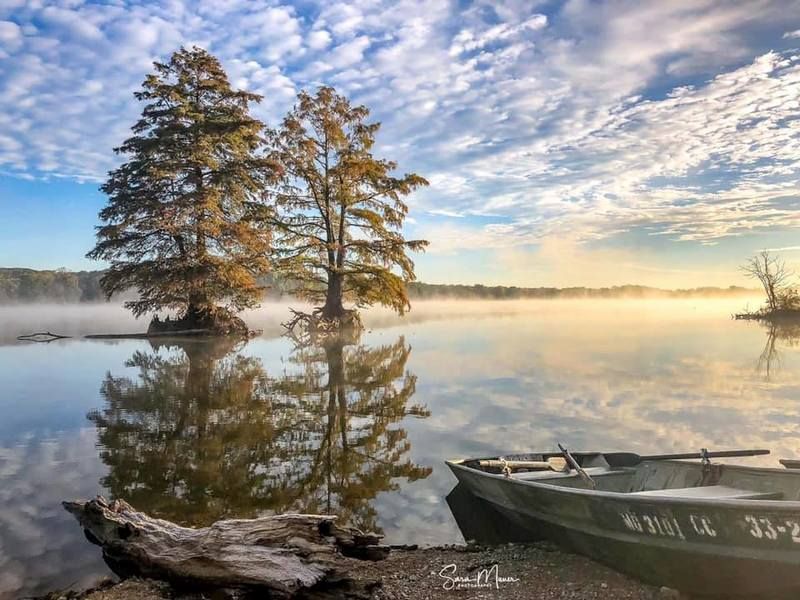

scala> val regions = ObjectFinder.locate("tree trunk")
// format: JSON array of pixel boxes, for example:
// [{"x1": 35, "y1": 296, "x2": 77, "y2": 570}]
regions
[
  {"x1": 63, "y1": 497, "x2": 388, "y2": 598},
  {"x1": 322, "y1": 272, "x2": 345, "y2": 319},
  {"x1": 185, "y1": 301, "x2": 207, "y2": 325}
]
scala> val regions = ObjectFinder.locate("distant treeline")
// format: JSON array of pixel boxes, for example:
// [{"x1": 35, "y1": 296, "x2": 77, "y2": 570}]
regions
[
  {"x1": 406, "y1": 282, "x2": 756, "y2": 300},
  {"x1": 0, "y1": 268, "x2": 287, "y2": 304},
  {"x1": 0, "y1": 268, "x2": 755, "y2": 304},
  {"x1": 0, "y1": 268, "x2": 106, "y2": 303}
]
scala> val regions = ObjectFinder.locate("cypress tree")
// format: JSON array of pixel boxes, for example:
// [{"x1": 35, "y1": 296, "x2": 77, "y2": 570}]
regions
[
  {"x1": 87, "y1": 47, "x2": 277, "y2": 334},
  {"x1": 268, "y1": 86, "x2": 428, "y2": 320}
]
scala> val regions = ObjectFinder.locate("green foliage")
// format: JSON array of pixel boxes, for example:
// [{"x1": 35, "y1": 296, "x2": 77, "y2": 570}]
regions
[
  {"x1": 268, "y1": 86, "x2": 428, "y2": 317},
  {"x1": 86, "y1": 47, "x2": 277, "y2": 318}
]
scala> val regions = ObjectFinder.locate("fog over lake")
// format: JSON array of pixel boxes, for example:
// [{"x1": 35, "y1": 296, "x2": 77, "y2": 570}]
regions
[{"x1": 1, "y1": 298, "x2": 795, "y2": 598}]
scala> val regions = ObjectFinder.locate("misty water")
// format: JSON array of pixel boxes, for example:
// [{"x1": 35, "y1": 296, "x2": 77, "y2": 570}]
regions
[{"x1": 1, "y1": 298, "x2": 797, "y2": 597}]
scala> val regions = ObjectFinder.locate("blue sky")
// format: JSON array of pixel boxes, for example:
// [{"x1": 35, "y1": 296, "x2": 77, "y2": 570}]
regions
[{"x1": 2, "y1": 0, "x2": 800, "y2": 287}]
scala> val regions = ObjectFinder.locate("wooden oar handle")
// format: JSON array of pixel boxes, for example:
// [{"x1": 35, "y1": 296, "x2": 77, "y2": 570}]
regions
[{"x1": 478, "y1": 459, "x2": 563, "y2": 471}]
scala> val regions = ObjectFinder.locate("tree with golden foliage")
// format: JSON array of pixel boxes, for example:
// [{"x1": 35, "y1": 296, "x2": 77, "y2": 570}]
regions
[
  {"x1": 268, "y1": 86, "x2": 429, "y2": 320},
  {"x1": 87, "y1": 47, "x2": 277, "y2": 334}
]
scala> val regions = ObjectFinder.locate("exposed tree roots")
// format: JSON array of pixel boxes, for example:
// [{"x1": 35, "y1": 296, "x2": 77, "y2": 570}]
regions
[
  {"x1": 148, "y1": 305, "x2": 254, "y2": 338},
  {"x1": 282, "y1": 308, "x2": 363, "y2": 346}
]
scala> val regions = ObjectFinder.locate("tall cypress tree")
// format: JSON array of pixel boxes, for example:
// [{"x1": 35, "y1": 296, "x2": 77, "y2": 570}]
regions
[
  {"x1": 87, "y1": 47, "x2": 276, "y2": 333},
  {"x1": 268, "y1": 86, "x2": 429, "y2": 319}
]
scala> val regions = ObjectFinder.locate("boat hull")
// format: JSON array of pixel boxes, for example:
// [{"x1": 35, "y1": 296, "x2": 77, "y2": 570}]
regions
[{"x1": 448, "y1": 460, "x2": 800, "y2": 598}]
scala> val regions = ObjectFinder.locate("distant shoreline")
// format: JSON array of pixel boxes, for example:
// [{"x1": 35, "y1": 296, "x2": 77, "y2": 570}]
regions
[
  {"x1": 0, "y1": 266, "x2": 758, "y2": 304},
  {"x1": 406, "y1": 281, "x2": 757, "y2": 300}
]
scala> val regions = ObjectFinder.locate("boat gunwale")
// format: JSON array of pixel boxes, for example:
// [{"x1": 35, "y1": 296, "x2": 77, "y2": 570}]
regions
[{"x1": 446, "y1": 457, "x2": 800, "y2": 510}]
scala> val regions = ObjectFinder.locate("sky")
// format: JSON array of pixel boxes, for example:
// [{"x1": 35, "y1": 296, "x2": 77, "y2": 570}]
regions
[{"x1": 1, "y1": 0, "x2": 800, "y2": 288}]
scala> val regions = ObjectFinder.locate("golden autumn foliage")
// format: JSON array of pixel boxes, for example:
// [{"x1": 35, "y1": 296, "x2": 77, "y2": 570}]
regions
[
  {"x1": 268, "y1": 86, "x2": 429, "y2": 318},
  {"x1": 87, "y1": 47, "x2": 277, "y2": 321},
  {"x1": 88, "y1": 49, "x2": 429, "y2": 328}
]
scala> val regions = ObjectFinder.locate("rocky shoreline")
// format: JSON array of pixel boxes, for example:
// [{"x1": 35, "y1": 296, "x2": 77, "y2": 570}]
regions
[{"x1": 38, "y1": 542, "x2": 669, "y2": 600}]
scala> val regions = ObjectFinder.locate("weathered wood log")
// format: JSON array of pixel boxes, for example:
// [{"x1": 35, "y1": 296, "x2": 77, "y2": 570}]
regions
[{"x1": 63, "y1": 497, "x2": 388, "y2": 598}]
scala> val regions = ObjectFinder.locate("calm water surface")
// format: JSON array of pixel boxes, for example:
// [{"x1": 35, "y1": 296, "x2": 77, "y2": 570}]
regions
[{"x1": 0, "y1": 299, "x2": 796, "y2": 597}]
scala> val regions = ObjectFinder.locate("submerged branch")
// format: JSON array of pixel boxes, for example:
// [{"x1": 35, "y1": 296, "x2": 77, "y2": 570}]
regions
[{"x1": 17, "y1": 331, "x2": 72, "y2": 342}]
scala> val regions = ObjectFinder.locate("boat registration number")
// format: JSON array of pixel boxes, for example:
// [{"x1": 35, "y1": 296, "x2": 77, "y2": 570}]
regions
[
  {"x1": 619, "y1": 511, "x2": 800, "y2": 544},
  {"x1": 743, "y1": 515, "x2": 800, "y2": 542},
  {"x1": 619, "y1": 512, "x2": 690, "y2": 540}
]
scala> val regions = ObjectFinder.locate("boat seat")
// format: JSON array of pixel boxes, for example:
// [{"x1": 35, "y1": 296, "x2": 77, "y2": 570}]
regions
[
  {"x1": 514, "y1": 467, "x2": 620, "y2": 481},
  {"x1": 630, "y1": 485, "x2": 783, "y2": 500}
]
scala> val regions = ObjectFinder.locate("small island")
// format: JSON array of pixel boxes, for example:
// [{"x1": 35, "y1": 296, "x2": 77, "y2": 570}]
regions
[{"x1": 735, "y1": 251, "x2": 800, "y2": 323}]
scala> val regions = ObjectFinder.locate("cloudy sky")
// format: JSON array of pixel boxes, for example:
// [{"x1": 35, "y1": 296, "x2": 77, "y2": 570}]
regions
[{"x1": 2, "y1": 0, "x2": 800, "y2": 287}]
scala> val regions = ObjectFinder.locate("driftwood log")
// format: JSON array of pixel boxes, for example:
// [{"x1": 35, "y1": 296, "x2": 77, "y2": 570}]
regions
[
  {"x1": 17, "y1": 331, "x2": 72, "y2": 342},
  {"x1": 63, "y1": 497, "x2": 388, "y2": 598}
]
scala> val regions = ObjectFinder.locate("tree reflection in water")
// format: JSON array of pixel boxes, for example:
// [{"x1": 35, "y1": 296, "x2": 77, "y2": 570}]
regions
[
  {"x1": 756, "y1": 320, "x2": 800, "y2": 379},
  {"x1": 88, "y1": 334, "x2": 431, "y2": 532}
]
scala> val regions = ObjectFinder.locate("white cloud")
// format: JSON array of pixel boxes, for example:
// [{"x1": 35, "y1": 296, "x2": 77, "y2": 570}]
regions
[
  {"x1": 40, "y1": 6, "x2": 104, "y2": 41},
  {"x1": 315, "y1": 3, "x2": 364, "y2": 37},
  {"x1": 1, "y1": 0, "x2": 800, "y2": 254},
  {"x1": 766, "y1": 245, "x2": 800, "y2": 252},
  {"x1": 307, "y1": 29, "x2": 331, "y2": 50},
  {"x1": 0, "y1": 20, "x2": 21, "y2": 51},
  {"x1": 449, "y1": 13, "x2": 546, "y2": 56},
  {"x1": 325, "y1": 35, "x2": 371, "y2": 70}
]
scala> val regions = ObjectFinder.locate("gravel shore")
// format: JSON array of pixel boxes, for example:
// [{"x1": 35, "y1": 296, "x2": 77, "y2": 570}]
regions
[
  {"x1": 41, "y1": 542, "x2": 664, "y2": 600},
  {"x1": 357, "y1": 542, "x2": 659, "y2": 600}
]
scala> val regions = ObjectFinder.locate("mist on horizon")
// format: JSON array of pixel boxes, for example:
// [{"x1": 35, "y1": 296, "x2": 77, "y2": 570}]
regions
[{"x1": 0, "y1": 295, "x2": 767, "y2": 345}]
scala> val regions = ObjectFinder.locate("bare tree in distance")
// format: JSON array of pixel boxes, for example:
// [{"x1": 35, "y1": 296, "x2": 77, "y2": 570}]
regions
[{"x1": 740, "y1": 250, "x2": 796, "y2": 314}]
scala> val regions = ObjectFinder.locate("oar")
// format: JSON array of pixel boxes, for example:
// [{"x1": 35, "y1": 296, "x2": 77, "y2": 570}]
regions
[
  {"x1": 559, "y1": 443, "x2": 596, "y2": 490},
  {"x1": 604, "y1": 448, "x2": 769, "y2": 468},
  {"x1": 479, "y1": 458, "x2": 568, "y2": 472}
]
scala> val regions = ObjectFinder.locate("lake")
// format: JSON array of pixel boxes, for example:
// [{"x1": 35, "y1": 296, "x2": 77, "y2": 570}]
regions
[{"x1": 0, "y1": 298, "x2": 795, "y2": 598}]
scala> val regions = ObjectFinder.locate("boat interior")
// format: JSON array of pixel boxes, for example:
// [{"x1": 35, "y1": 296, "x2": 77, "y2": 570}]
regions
[{"x1": 461, "y1": 452, "x2": 800, "y2": 501}]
